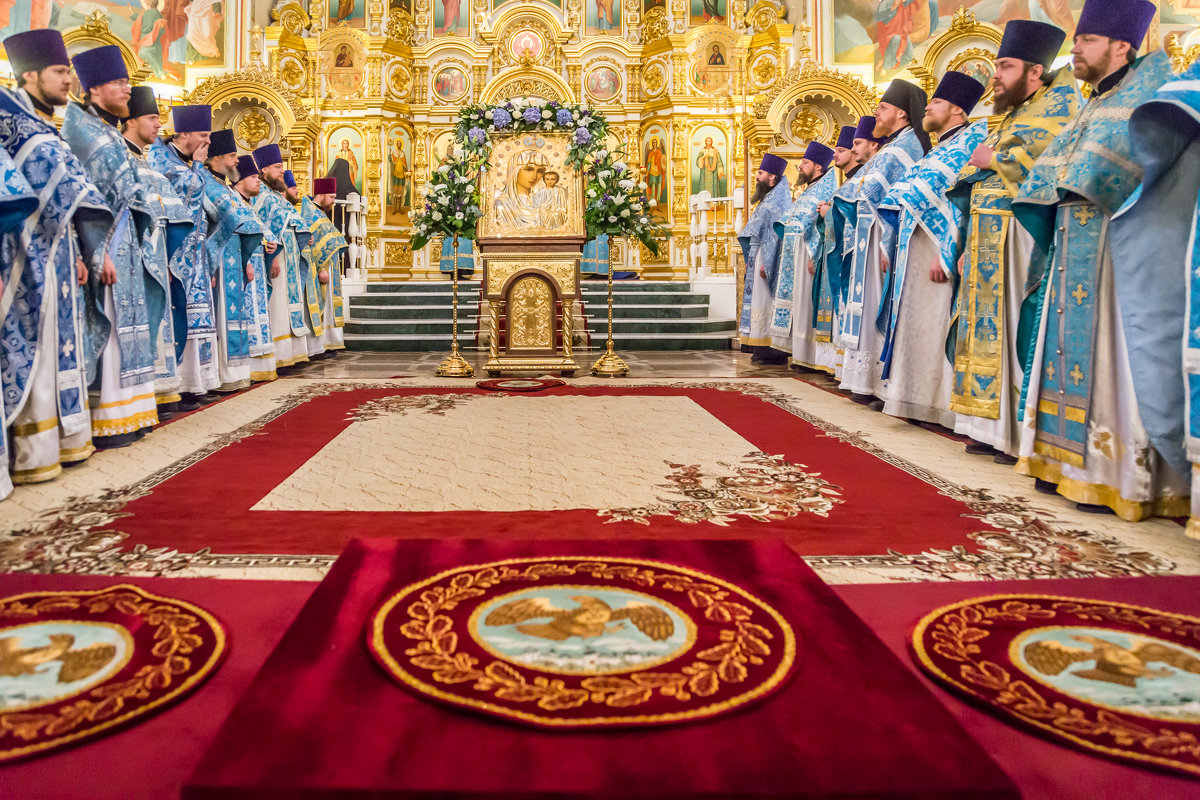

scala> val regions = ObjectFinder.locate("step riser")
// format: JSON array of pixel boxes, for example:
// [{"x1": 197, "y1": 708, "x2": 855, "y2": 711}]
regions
[
  {"x1": 345, "y1": 338, "x2": 732, "y2": 352},
  {"x1": 350, "y1": 307, "x2": 712, "y2": 320}
]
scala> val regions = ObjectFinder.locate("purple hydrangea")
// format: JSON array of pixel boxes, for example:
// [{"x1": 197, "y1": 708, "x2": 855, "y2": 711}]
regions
[
  {"x1": 556, "y1": 108, "x2": 573, "y2": 126},
  {"x1": 467, "y1": 126, "x2": 486, "y2": 145},
  {"x1": 522, "y1": 106, "x2": 541, "y2": 124},
  {"x1": 574, "y1": 127, "x2": 592, "y2": 145},
  {"x1": 492, "y1": 108, "x2": 513, "y2": 129}
]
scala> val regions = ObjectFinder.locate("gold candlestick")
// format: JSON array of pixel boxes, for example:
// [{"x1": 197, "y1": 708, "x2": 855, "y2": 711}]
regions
[
  {"x1": 436, "y1": 235, "x2": 474, "y2": 377},
  {"x1": 590, "y1": 235, "x2": 629, "y2": 377}
]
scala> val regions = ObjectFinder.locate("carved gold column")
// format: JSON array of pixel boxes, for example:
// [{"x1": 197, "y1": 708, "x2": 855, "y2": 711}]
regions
[{"x1": 473, "y1": 63, "x2": 488, "y2": 102}]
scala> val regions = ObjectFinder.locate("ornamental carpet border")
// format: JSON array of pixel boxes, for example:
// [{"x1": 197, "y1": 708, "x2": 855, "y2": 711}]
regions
[
  {"x1": 368, "y1": 556, "x2": 797, "y2": 728},
  {"x1": 0, "y1": 584, "x2": 226, "y2": 762},
  {"x1": 0, "y1": 378, "x2": 1192, "y2": 583},
  {"x1": 912, "y1": 594, "x2": 1200, "y2": 779}
]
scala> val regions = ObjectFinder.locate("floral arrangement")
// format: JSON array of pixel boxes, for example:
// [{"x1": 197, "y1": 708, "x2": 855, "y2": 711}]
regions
[{"x1": 411, "y1": 98, "x2": 665, "y2": 256}]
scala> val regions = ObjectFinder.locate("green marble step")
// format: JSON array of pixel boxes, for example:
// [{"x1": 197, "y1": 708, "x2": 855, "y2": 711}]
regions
[
  {"x1": 363, "y1": 280, "x2": 693, "y2": 293},
  {"x1": 346, "y1": 318, "x2": 735, "y2": 337},
  {"x1": 343, "y1": 333, "x2": 733, "y2": 352},
  {"x1": 349, "y1": 303, "x2": 711, "y2": 320},
  {"x1": 352, "y1": 290, "x2": 709, "y2": 306}
]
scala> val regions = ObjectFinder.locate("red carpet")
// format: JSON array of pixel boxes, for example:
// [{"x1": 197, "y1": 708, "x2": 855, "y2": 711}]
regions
[
  {"x1": 185, "y1": 539, "x2": 1019, "y2": 799},
  {"x1": 96, "y1": 386, "x2": 1030, "y2": 560}
]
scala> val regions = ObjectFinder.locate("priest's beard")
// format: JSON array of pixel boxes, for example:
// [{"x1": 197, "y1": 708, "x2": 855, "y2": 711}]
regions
[
  {"x1": 751, "y1": 178, "x2": 774, "y2": 205},
  {"x1": 263, "y1": 174, "x2": 288, "y2": 193},
  {"x1": 209, "y1": 161, "x2": 237, "y2": 183}
]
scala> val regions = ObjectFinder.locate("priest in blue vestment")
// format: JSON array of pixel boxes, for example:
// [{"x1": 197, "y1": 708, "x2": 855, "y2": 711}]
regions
[
  {"x1": 837, "y1": 80, "x2": 929, "y2": 408},
  {"x1": 230, "y1": 155, "x2": 279, "y2": 382},
  {"x1": 768, "y1": 141, "x2": 836, "y2": 367},
  {"x1": 148, "y1": 103, "x2": 219, "y2": 409},
  {"x1": 122, "y1": 86, "x2": 192, "y2": 415},
  {"x1": 878, "y1": 71, "x2": 987, "y2": 428},
  {"x1": 253, "y1": 142, "x2": 315, "y2": 367},
  {"x1": 204, "y1": 133, "x2": 264, "y2": 392},
  {"x1": 738, "y1": 153, "x2": 792, "y2": 364},
  {"x1": 62, "y1": 46, "x2": 164, "y2": 448},
  {"x1": 1014, "y1": 0, "x2": 1188, "y2": 520},
  {"x1": 1110, "y1": 59, "x2": 1200, "y2": 536},
  {"x1": 0, "y1": 30, "x2": 109, "y2": 484}
]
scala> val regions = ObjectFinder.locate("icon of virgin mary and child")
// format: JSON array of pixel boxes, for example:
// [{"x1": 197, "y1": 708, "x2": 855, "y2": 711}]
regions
[{"x1": 493, "y1": 149, "x2": 571, "y2": 233}]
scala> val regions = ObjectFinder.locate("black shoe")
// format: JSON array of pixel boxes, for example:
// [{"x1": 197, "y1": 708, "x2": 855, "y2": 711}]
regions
[
  {"x1": 965, "y1": 440, "x2": 998, "y2": 456},
  {"x1": 850, "y1": 393, "x2": 875, "y2": 406},
  {"x1": 177, "y1": 393, "x2": 203, "y2": 412},
  {"x1": 867, "y1": 399, "x2": 885, "y2": 412},
  {"x1": 993, "y1": 452, "x2": 1018, "y2": 465},
  {"x1": 94, "y1": 432, "x2": 138, "y2": 450},
  {"x1": 750, "y1": 355, "x2": 761, "y2": 363},
  {"x1": 1034, "y1": 478, "x2": 1058, "y2": 495},
  {"x1": 1076, "y1": 502, "x2": 1115, "y2": 515}
]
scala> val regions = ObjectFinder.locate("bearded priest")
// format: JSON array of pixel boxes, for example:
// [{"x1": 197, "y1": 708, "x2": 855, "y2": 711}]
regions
[
  {"x1": 737, "y1": 153, "x2": 792, "y2": 365},
  {"x1": 877, "y1": 71, "x2": 988, "y2": 428},
  {"x1": 836, "y1": 80, "x2": 929, "y2": 409},
  {"x1": 1014, "y1": 0, "x2": 1187, "y2": 520},
  {"x1": 768, "y1": 141, "x2": 837, "y2": 369},
  {"x1": 301, "y1": 177, "x2": 349, "y2": 354}
]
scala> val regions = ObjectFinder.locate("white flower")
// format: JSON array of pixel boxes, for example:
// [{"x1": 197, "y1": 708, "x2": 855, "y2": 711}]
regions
[
  {"x1": 648, "y1": 199, "x2": 658, "y2": 208},
  {"x1": 432, "y1": 211, "x2": 443, "y2": 221},
  {"x1": 613, "y1": 193, "x2": 626, "y2": 203},
  {"x1": 640, "y1": 217, "x2": 648, "y2": 224},
  {"x1": 608, "y1": 215, "x2": 617, "y2": 222},
  {"x1": 453, "y1": 146, "x2": 464, "y2": 158},
  {"x1": 587, "y1": 188, "x2": 597, "y2": 197},
  {"x1": 639, "y1": 182, "x2": 648, "y2": 190},
  {"x1": 455, "y1": 212, "x2": 464, "y2": 220},
  {"x1": 541, "y1": 109, "x2": 552, "y2": 119},
  {"x1": 485, "y1": 110, "x2": 494, "y2": 119},
  {"x1": 572, "y1": 110, "x2": 581, "y2": 120},
  {"x1": 580, "y1": 116, "x2": 592, "y2": 126},
  {"x1": 598, "y1": 170, "x2": 611, "y2": 180},
  {"x1": 596, "y1": 149, "x2": 607, "y2": 159},
  {"x1": 621, "y1": 209, "x2": 630, "y2": 217},
  {"x1": 418, "y1": 185, "x2": 430, "y2": 198},
  {"x1": 632, "y1": 203, "x2": 643, "y2": 212},
  {"x1": 439, "y1": 164, "x2": 451, "y2": 173},
  {"x1": 613, "y1": 161, "x2": 627, "y2": 172},
  {"x1": 618, "y1": 179, "x2": 635, "y2": 191}
]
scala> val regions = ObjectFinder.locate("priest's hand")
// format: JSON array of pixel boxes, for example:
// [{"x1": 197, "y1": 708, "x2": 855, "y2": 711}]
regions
[
  {"x1": 957, "y1": 252, "x2": 965, "y2": 276},
  {"x1": 930, "y1": 264, "x2": 948, "y2": 283},
  {"x1": 246, "y1": 263, "x2": 255, "y2": 282},
  {"x1": 880, "y1": 253, "x2": 890, "y2": 274},
  {"x1": 969, "y1": 145, "x2": 994, "y2": 169},
  {"x1": 264, "y1": 240, "x2": 278, "y2": 254},
  {"x1": 759, "y1": 265, "x2": 767, "y2": 278},
  {"x1": 319, "y1": 269, "x2": 330, "y2": 285},
  {"x1": 100, "y1": 255, "x2": 116, "y2": 286},
  {"x1": 271, "y1": 253, "x2": 282, "y2": 279},
  {"x1": 807, "y1": 261, "x2": 815, "y2": 275},
  {"x1": 76, "y1": 257, "x2": 87, "y2": 286},
  {"x1": 818, "y1": 201, "x2": 830, "y2": 218}
]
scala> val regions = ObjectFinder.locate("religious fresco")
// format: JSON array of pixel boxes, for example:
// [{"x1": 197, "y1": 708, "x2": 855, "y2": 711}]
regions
[
  {"x1": 327, "y1": 126, "x2": 364, "y2": 195},
  {"x1": 386, "y1": 126, "x2": 413, "y2": 224},
  {"x1": 494, "y1": 0, "x2": 562, "y2": 9},
  {"x1": 329, "y1": 0, "x2": 367, "y2": 28},
  {"x1": 430, "y1": 129, "x2": 456, "y2": 168},
  {"x1": 479, "y1": 132, "x2": 584, "y2": 239},
  {"x1": 691, "y1": 0, "x2": 725, "y2": 25},
  {"x1": 584, "y1": 65, "x2": 621, "y2": 102},
  {"x1": 432, "y1": 65, "x2": 469, "y2": 103},
  {"x1": 690, "y1": 125, "x2": 727, "y2": 198},
  {"x1": 833, "y1": 0, "x2": 1087, "y2": 80},
  {"x1": 641, "y1": 124, "x2": 669, "y2": 222},
  {"x1": 508, "y1": 28, "x2": 545, "y2": 60},
  {"x1": 691, "y1": 35, "x2": 734, "y2": 96},
  {"x1": 586, "y1": 0, "x2": 620, "y2": 35},
  {"x1": 434, "y1": 0, "x2": 469, "y2": 36},
  {"x1": 0, "y1": 0, "x2": 230, "y2": 84},
  {"x1": 321, "y1": 32, "x2": 367, "y2": 98}
]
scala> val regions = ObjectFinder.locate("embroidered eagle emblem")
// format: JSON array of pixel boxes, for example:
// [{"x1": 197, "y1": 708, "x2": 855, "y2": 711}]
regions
[
  {"x1": 484, "y1": 595, "x2": 675, "y2": 642},
  {"x1": 1024, "y1": 634, "x2": 1200, "y2": 688},
  {"x1": 0, "y1": 633, "x2": 117, "y2": 683}
]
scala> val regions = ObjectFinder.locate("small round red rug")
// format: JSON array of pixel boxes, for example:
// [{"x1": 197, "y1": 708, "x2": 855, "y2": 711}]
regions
[
  {"x1": 474, "y1": 378, "x2": 566, "y2": 392},
  {"x1": 912, "y1": 593, "x2": 1200, "y2": 779},
  {"x1": 368, "y1": 556, "x2": 797, "y2": 728}
]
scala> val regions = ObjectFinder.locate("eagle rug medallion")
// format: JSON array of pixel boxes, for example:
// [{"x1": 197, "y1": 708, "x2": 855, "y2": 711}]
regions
[
  {"x1": 368, "y1": 557, "x2": 798, "y2": 728},
  {"x1": 912, "y1": 594, "x2": 1200, "y2": 778},
  {"x1": 0, "y1": 584, "x2": 226, "y2": 762}
]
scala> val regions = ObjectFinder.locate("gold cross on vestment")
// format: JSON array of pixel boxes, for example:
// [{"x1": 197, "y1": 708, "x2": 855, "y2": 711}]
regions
[
  {"x1": 1046, "y1": 363, "x2": 1056, "y2": 382},
  {"x1": 1070, "y1": 364, "x2": 1085, "y2": 386},
  {"x1": 1072, "y1": 283, "x2": 1089, "y2": 305},
  {"x1": 1072, "y1": 205, "x2": 1097, "y2": 226}
]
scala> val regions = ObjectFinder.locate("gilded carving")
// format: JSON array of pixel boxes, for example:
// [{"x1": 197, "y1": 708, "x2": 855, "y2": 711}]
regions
[
  {"x1": 643, "y1": 62, "x2": 666, "y2": 98},
  {"x1": 387, "y1": 62, "x2": 413, "y2": 100},
  {"x1": 384, "y1": 240, "x2": 412, "y2": 265},
  {"x1": 385, "y1": 8, "x2": 416, "y2": 45},
  {"x1": 1168, "y1": 31, "x2": 1200, "y2": 72},
  {"x1": 486, "y1": 259, "x2": 577, "y2": 296},
  {"x1": 236, "y1": 108, "x2": 272, "y2": 150},
  {"x1": 641, "y1": 7, "x2": 667, "y2": 43},
  {"x1": 509, "y1": 277, "x2": 554, "y2": 349}
]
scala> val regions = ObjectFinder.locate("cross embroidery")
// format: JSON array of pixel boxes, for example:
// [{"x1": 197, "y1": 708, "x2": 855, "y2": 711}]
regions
[
  {"x1": 1046, "y1": 362, "x2": 1056, "y2": 382},
  {"x1": 1072, "y1": 205, "x2": 1097, "y2": 226},
  {"x1": 1070, "y1": 364, "x2": 1085, "y2": 386},
  {"x1": 1071, "y1": 284, "x2": 1089, "y2": 305}
]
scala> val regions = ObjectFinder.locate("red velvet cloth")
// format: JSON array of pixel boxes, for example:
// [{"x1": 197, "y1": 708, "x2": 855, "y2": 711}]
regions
[
  {"x1": 111, "y1": 386, "x2": 999, "y2": 558},
  {"x1": 835, "y1": 576, "x2": 1200, "y2": 799},
  {"x1": 0, "y1": 574, "x2": 315, "y2": 800},
  {"x1": 184, "y1": 539, "x2": 1018, "y2": 799}
]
